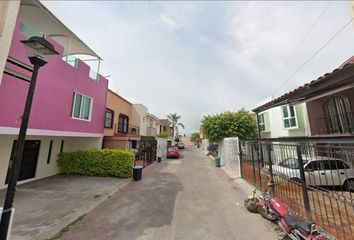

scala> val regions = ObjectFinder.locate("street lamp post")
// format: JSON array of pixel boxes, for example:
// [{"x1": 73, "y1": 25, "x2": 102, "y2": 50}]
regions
[{"x1": 0, "y1": 36, "x2": 58, "y2": 240}]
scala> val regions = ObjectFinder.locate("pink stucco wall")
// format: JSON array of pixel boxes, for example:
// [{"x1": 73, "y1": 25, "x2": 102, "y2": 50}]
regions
[{"x1": 0, "y1": 16, "x2": 108, "y2": 136}]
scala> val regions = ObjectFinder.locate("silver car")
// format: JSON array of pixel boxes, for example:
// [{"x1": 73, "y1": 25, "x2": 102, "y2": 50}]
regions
[{"x1": 270, "y1": 156, "x2": 354, "y2": 191}]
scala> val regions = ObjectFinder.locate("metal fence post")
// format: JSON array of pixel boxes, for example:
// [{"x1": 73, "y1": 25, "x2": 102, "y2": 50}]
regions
[
  {"x1": 251, "y1": 144, "x2": 256, "y2": 184},
  {"x1": 238, "y1": 140, "x2": 243, "y2": 178},
  {"x1": 296, "y1": 145, "x2": 312, "y2": 222},
  {"x1": 267, "y1": 143, "x2": 275, "y2": 194}
]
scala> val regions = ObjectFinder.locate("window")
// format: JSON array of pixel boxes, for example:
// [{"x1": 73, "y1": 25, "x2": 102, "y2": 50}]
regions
[
  {"x1": 282, "y1": 105, "x2": 297, "y2": 128},
  {"x1": 324, "y1": 96, "x2": 354, "y2": 134},
  {"x1": 305, "y1": 161, "x2": 322, "y2": 171},
  {"x1": 104, "y1": 109, "x2": 114, "y2": 128},
  {"x1": 279, "y1": 158, "x2": 300, "y2": 169},
  {"x1": 71, "y1": 92, "x2": 92, "y2": 120},
  {"x1": 118, "y1": 114, "x2": 129, "y2": 133},
  {"x1": 258, "y1": 114, "x2": 265, "y2": 131}
]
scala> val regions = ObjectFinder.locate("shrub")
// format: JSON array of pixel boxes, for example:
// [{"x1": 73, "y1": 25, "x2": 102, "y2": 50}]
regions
[
  {"x1": 57, "y1": 149, "x2": 135, "y2": 178},
  {"x1": 201, "y1": 109, "x2": 257, "y2": 143},
  {"x1": 157, "y1": 131, "x2": 170, "y2": 138}
]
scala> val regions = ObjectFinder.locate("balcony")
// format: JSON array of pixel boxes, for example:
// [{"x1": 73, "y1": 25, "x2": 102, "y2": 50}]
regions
[
  {"x1": 315, "y1": 112, "x2": 354, "y2": 135},
  {"x1": 146, "y1": 127, "x2": 156, "y2": 136},
  {"x1": 114, "y1": 124, "x2": 140, "y2": 137}
]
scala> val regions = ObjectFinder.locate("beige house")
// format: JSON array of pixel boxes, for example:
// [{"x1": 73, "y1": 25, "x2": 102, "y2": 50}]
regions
[
  {"x1": 146, "y1": 113, "x2": 160, "y2": 137},
  {"x1": 131, "y1": 104, "x2": 148, "y2": 136}
]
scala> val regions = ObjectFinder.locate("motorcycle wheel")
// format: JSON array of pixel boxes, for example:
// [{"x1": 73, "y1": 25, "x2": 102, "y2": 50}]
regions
[
  {"x1": 257, "y1": 205, "x2": 278, "y2": 221},
  {"x1": 244, "y1": 198, "x2": 259, "y2": 213}
]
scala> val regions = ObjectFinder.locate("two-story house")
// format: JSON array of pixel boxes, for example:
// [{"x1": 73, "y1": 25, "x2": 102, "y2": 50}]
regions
[
  {"x1": 0, "y1": 0, "x2": 108, "y2": 189},
  {"x1": 146, "y1": 113, "x2": 159, "y2": 137},
  {"x1": 254, "y1": 99, "x2": 310, "y2": 138},
  {"x1": 158, "y1": 119, "x2": 173, "y2": 137},
  {"x1": 253, "y1": 56, "x2": 354, "y2": 139},
  {"x1": 102, "y1": 89, "x2": 140, "y2": 149}
]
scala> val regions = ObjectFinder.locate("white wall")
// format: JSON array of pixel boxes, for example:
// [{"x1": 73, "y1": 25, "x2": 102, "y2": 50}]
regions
[
  {"x1": 0, "y1": 135, "x2": 102, "y2": 189},
  {"x1": 218, "y1": 137, "x2": 241, "y2": 177},
  {"x1": 131, "y1": 104, "x2": 148, "y2": 136},
  {"x1": 156, "y1": 138, "x2": 167, "y2": 161},
  {"x1": 0, "y1": 1, "x2": 20, "y2": 85},
  {"x1": 264, "y1": 103, "x2": 307, "y2": 138}
]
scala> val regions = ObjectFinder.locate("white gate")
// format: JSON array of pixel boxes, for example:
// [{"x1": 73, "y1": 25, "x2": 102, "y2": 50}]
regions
[
  {"x1": 157, "y1": 138, "x2": 167, "y2": 161},
  {"x1": 218, "y1": 137, "x2": 241, "y2": 177}
]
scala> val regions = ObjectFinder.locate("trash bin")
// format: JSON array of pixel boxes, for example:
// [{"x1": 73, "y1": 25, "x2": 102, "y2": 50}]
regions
[
  {"x1": 215, "y1": 157, "x2": 221, "y2": 167},
  {"x1": 132, "y1": 165, "x2": 143, "y2": 181}
]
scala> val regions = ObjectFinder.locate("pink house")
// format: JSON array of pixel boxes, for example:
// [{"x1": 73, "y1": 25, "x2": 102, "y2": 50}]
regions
[{"x1": 0, "y1": 0, "x2": 108, "y2": 189}]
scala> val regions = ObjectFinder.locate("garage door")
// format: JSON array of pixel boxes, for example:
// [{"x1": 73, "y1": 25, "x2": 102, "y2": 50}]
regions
[{"x1": 5, "y1": 140, "x2": 41, "y2": 183}]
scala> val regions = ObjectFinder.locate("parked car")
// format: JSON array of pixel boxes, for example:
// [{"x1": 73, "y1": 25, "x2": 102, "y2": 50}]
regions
[
  {"x1": 268, "y1": 156, "x2": 354, "y2": 191},
  {"x1": 167, "y1": 146, "x2": 180, "y2": 158},
  {"x1": 177, "y1": 142, "x2": 185, "y2": 149}
]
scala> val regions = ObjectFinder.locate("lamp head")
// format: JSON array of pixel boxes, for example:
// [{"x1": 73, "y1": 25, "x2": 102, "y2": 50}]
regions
[{"x1": 21, "y1": 36, "x2": 59, "y2": 66}]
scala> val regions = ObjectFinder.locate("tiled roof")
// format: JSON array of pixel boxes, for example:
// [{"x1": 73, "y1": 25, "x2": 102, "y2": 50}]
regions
[{"x1": 252, "y1": 56, "x2": 354, "y2": 113}]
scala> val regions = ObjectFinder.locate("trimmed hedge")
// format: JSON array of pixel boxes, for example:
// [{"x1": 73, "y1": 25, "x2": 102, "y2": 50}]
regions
[{"x1": 57, "y1": 149, "x2": 135, "y2": 178}]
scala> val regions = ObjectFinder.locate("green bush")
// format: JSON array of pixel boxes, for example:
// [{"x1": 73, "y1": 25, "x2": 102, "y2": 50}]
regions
[{"x1": 57, "y1": 149, "x2": 135, "y2": 178}]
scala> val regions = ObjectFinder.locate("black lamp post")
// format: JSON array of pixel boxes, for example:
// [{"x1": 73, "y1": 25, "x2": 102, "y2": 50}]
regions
[{"x1": 0, "y1": 36, "x2": 58, "y2": 240}]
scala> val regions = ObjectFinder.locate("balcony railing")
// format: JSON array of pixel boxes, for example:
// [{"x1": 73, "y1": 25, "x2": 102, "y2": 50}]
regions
[
  {"x1": 114, "y1": 124, "x2": 140, "y2": 137},
  {"x1": 315, "y1": 112, "x2": 354, "y2": 135}
]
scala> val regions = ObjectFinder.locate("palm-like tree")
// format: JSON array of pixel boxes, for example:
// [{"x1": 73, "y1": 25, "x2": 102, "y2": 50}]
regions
[{"x1": 167, "y1": 113, "x2": 185, "y2": 138}]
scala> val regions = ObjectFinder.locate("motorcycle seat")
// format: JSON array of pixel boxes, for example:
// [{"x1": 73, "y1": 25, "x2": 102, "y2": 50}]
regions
[
  {"x1": 295, "y1": 221, "x2": 311, "y2": 235},
  {"x1": 283, "y1": 214, "x2": 302, "y2": 228},
  {"x1": 283, "y1": 214, "x2": 311, "y2": 234}
]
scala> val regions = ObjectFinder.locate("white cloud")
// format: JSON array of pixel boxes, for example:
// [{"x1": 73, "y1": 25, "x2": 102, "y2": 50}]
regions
[{"x1": 42, "y1": 1, "x2": 354, "y2": 134}]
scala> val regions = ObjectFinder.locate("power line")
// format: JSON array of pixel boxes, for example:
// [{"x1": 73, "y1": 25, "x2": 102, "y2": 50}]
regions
[
  {"x1": 272, "y1": 17, "x2": 354, "y2": 95},
  {"x1": 270, "y1": 1, "x2": 332, "y2": 95}
]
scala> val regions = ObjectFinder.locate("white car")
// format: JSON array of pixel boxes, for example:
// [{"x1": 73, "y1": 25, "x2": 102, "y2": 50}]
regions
[
  {"x1": 269, "y1": 156, "x2": 354, "y2": 191},
  {"x1": 177, "y1": 142, "x2": 185, "y2": 149}
]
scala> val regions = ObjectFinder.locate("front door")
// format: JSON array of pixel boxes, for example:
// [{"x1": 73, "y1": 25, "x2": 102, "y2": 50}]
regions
[{"x1": 5, "y1": 140, "x2": 40, "y2": 183}]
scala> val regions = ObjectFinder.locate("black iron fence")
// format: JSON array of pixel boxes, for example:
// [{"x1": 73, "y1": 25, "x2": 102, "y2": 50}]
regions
[
  {"x1": 239, "y1": 137, "x2": 354, "y2": 240},
  {"x1": 102, "y1": 139, "x2": 157, "y2": 167}
]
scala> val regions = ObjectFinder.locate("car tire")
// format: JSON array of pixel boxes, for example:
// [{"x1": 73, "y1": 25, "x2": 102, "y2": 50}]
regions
[{"x1": 344, "y1": 179, "x2": 354, "y2": 192}]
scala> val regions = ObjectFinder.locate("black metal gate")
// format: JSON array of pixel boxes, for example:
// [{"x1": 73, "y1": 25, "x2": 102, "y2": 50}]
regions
[{"x1": 102, "y1": 138, "x2": 157, "y2": 167}]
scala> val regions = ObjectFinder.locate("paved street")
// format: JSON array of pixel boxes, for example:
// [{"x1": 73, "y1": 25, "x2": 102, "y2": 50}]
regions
[{"x1": 60, "y1": 144, "x2": 277, "y2": 240}]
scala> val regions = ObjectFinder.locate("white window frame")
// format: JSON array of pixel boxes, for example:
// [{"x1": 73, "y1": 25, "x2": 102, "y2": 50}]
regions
[
  {"x1": 282, "y1": 105, "x2": 297, "y2": 129},
  {"x1": 71, "y1": 92, "x2": 93, "y2": 121}
]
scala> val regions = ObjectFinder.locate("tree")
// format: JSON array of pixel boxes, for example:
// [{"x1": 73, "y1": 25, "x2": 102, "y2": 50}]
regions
[
  {"x1": 190, "y1": 132, "x2": 199, "y2": 144},
  {"x1": 167, "y1": 113, "x2": 185, "y2": 138},
  {"x1": 201, "y1": 109, "x2": 257, "y2": 143}
]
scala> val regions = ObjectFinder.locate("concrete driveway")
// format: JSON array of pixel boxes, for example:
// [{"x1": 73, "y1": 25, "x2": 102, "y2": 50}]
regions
[
  {"x1": 59, "y1": 145, "x2": 277, "y2": 240},
  {"x1": 0, "y1": 175, "x2": 131, "y2": 240}
]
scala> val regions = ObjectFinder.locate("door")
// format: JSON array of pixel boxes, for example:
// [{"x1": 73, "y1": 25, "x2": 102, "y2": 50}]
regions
[
  {"x1": 5, "y1": 140, "x2": 40, "y2": 183},
  {"x1": 321, "y1": 160, "x2": 349, "y2": 186}
]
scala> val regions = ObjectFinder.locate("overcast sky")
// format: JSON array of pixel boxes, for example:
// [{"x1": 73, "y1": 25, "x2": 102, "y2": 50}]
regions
[{"x1": 43, "y1": 1, "x2": 354, "y2": 134}]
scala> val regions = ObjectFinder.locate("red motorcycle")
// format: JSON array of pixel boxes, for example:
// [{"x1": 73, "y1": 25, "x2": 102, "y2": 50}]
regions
[{"x1": 248, "y1": 184, "x2": 328, "y2": 240}]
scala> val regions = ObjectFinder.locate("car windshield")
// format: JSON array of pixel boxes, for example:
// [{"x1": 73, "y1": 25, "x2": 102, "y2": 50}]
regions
[
  {"x1": 168, "y1": 147, "x2": 177, "y2": 151},
  {"x1": 278, "y1": 158, "x2": 308, "y2": 169}
]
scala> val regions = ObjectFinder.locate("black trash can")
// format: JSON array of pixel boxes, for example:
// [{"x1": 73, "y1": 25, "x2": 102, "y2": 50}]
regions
[{"x1": 132, "y1": 165, "x2": 143, "y2": 181}]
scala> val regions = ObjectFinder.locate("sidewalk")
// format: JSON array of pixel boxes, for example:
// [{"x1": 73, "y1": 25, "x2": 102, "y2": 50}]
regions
[
  {"x1": 0, "y1": 175, "x2": 131, "y2": 240},
  {"x1": 60, "y1": 145, "x2": 277, "y2": 240}
]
